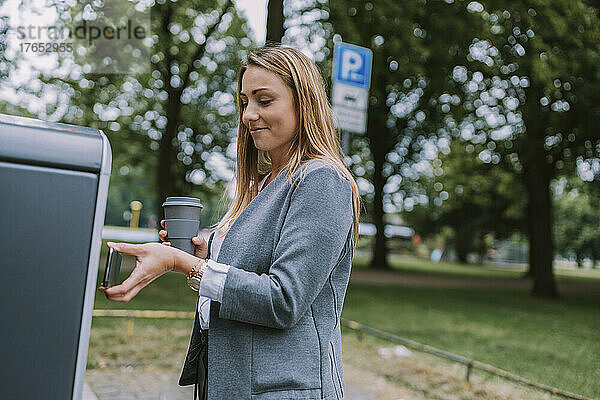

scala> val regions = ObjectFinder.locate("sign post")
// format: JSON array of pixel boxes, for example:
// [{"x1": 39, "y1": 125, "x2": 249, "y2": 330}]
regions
[{"x1": 332, "y1": 42, "x2": 373, "y2": 154}]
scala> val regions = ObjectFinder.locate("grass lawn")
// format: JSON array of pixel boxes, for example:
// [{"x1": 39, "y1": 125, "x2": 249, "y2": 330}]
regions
[
  {"x1": 353, "y1": 252, "x2": 600, "y2": 283},
  {"x1": 342, "y1": 282, "x2": 600, "y2": 399},
  {"x1": 91, "y1": 253, "x2": 600, "y2": 398},
  {"x1": 90, "y1": 267, "x2": 197, "y2": 371},
  {"x1": 93, "y1": 266, "x2": 198, "y2": 311},
  {"x1": 87, "y1": 318, "x2": 192, "y2": 370}
]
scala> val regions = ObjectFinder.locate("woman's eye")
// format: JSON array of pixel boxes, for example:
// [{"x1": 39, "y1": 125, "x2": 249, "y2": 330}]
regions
[{"x1": 259, "y1": 99, "x2": 272, "y2": 105}]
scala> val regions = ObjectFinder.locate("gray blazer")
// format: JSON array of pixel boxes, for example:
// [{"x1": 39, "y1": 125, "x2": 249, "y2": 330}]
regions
[{"x1": 198, "y1": 158, "x2": 354, "y2": 400}]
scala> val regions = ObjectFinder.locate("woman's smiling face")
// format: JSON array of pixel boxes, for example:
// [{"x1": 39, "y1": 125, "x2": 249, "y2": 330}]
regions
[{"x1": 240, "y1": 65, "x2": 299, "y2": 168}]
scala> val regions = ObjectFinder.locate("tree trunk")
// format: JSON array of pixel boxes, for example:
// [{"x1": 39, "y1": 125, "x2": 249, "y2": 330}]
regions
[
  {"x1": 454, "y1": 224, "x2": 469, "y2": 264},
  {"x1": 519, "y1": 82, "x2": 558, "y2": 297},
  {"x1": 521, "y1": 197, "x2": 534, "y2": 278},
  {"x1": 157, "y1": 92, "x2": 181, "y2": 219},
  {"x1": 368, "y1": 103, "x2": 391, "y2": 270},
  {"x1": 266, "y1": 0, "x2": 285, "y2": 44},
  {"x1": 522, "y1": 141, "x2": 558, "y2": 298},
  {"x1": 477, "y1": 236, "x2": 487, "y2": 264},
  {"x1": 576, "y1": 253, "x2": 584, "y2": 268},
  {"x1": 370, "y1": 159, "x2": 389, "y2": 270}
]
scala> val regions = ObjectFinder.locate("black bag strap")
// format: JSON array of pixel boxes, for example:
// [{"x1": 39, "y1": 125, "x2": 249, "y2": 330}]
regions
[
  {"x1": 193, "y1": 230, "x2": 215, "y2": 399},
  {"x1": 206, "y1": 231, "x2": 215, "y2": 260}
]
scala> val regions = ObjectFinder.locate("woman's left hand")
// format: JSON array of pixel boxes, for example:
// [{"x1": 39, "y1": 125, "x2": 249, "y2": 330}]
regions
[{"x1": 98, "y1": 241, "x2": 178, "y2": 302}]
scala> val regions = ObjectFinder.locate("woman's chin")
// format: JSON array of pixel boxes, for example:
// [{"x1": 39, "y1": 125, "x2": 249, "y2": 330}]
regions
[{"x1": 251, "y1": 139, "x2": 269, "y2": 152}]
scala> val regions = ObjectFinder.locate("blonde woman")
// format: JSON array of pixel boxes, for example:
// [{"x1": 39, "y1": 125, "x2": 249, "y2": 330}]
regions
[{"x1": 100, "y1": 45, "x2": 360, "y2": 400}]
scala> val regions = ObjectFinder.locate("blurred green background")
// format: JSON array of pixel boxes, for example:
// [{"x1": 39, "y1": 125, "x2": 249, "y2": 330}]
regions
[{"x1": 2, "y1": 0, "x2": 600, "y2": 397}]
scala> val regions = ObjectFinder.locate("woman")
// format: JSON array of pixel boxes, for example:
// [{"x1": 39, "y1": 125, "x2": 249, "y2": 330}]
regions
[{"x1": 100, "y1": 45, "x2": 360, "y2": 400}]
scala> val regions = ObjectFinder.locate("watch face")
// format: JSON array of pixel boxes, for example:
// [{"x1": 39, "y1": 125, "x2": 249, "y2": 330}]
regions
[{"x1": 188, "y1": 275, "x2": 202, "y2": 291}]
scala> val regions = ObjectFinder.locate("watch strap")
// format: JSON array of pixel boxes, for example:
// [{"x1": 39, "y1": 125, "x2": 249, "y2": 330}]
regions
[{"x1": 187, "y1": 259, "x2": 208, "y2": 291}]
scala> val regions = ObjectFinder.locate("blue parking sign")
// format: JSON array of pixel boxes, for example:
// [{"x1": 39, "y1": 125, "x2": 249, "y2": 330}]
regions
[{"x1": 333, "y1": 42, "x2": 373, "y2": 89}]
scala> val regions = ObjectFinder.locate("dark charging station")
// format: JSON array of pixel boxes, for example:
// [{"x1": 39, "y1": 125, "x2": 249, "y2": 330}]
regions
[{"x1": 0, "y1": 114, "x2": 112, "y2": 399}]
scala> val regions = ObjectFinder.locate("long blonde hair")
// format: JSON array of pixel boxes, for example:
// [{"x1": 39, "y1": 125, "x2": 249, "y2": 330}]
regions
[{"x1": 216, "y1": 45, "x2": 360, "y2": 249}]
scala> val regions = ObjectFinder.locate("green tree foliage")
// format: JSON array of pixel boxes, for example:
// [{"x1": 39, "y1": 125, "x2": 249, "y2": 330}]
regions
[
  {"x1": 319, "y1": 0, "x2": 600, "y2": 297},
  {"x1": 403, "y1": 141, "x2": 524, "y2": 263},
  {"x1": 0, "y1": 14, "x2": 32, "y2": 117},
  {"x1": 461, "y1": 0, "x2": 600, "y2": 296},
  {"x1": 0, "y1": 15, "x2": 8, "y2": 82},
  {"x1": 324, "y1": 0, "x2": 484, "y2": 269},
  {"x1": 12, "y1": 0, "x2": 254, "y2": 226},
  {"x1": 554, "y1": 179, "x2": 600, "y2": 268}
]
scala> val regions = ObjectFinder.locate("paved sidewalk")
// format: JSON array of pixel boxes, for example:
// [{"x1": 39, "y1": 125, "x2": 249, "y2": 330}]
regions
[
  {"x1": 83, "y1": 381, "x2": 99, "y2": 400},
  {"x1": 84, "y1": 370, "x2": 378, "y2": 400}
]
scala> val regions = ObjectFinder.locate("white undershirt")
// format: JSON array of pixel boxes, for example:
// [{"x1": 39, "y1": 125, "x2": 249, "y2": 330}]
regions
[{"x1": 197, "y1": 173, "x2": 271, "y2": 329}]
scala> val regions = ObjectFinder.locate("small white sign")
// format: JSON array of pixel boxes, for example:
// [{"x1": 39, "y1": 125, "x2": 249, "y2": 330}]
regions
[
  {"x1": 332, "y1": 104, "x2": 367, "y2": 133},
  {"x1": 332, "y1": 83, "x2": 368, "y2": 111}
]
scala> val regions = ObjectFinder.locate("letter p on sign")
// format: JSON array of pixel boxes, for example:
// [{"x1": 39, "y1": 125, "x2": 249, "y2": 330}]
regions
[
  {"x1": 333, "y1": 43, "x2": 373, "y2": 89},
  {"x1": 341, "y1": 50, "x2": 363, "y2": 81}
]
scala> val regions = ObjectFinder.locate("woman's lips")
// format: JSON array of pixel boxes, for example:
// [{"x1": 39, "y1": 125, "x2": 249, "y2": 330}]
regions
[{"x1": 250, "y1": 128, "x2": 266, "y2": 134}]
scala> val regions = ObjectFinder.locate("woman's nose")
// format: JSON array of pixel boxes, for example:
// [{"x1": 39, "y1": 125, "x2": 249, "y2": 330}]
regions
[{"x1": 242, "y1": 105, "x2": 259, "y2": 125}]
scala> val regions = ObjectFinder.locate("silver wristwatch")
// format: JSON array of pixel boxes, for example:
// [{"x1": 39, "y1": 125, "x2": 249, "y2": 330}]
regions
[{"x1": 187, "y1": 259, "x2": 209, "y2": 291}]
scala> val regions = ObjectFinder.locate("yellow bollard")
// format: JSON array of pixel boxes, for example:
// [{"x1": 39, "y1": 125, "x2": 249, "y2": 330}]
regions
[
  {"x1": 127, "y1": 318, "x2": 135, "y2": 336},
  {"x1": 129, "y1": 201, "x2": 143, "y2": 229}
]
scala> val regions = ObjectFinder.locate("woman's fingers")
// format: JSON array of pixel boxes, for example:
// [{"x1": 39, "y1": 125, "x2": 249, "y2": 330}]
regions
[
  {"x1": 102, "y1": 281, "x2": 144, "y2": 302},
  {"x1": 99, "y1": 242, "x2": 175, "y2": 303},
  {"x1": 193, "y1": 236, "x2": 209, "y2": 259},
  {"x1": 160, "y1": 219, "x2": 165, "y2": 228},
  {"x1": 159, "y1": 230, "x2": 171, "y2": 246},
  {"x1": 101, "y1": 279, "x2": 136, "y2": 302},
  {"x1": 101, "y1": 269, "x2": 155, "y2": 302},
  {"x1": 107, "y1": 241, "x2": 142, "y2": 256}
]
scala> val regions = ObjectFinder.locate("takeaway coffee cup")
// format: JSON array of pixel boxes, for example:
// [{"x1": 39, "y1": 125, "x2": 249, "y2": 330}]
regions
[
  {"x1": 162, "y1": 196, "x2": 203, "y2": 219},
  {"x1": 162, "y1": 197, "x2": 203, "y2": 254}
]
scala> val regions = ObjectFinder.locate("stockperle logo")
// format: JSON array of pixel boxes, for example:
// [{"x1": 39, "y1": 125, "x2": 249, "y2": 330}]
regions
[{"x1": 5, "y1": 0, "x2": 151, "y2": 74}]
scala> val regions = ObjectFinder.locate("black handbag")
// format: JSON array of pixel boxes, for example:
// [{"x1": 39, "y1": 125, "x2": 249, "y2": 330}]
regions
[{"x1": 179, "y1": 232, "x2": 215, "y2": 400}]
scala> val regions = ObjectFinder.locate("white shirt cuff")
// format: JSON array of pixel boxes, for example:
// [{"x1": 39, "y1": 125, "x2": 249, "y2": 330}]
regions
[
  {"x1": 198, "y1": 296, "x2": 211, "y2": 330},
  {"x1": 198, "y1": 259, "x2": 230, "y2": 302}
]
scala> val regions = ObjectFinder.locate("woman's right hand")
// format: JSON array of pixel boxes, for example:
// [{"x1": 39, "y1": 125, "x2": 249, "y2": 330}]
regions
[{"x1": 159, "y1": 219, "x2": 209, "y2": 259}]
